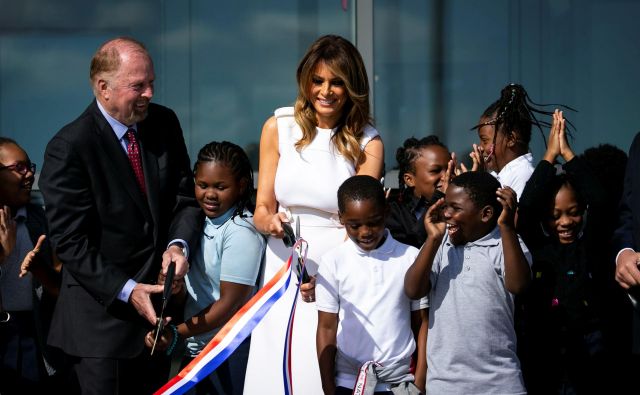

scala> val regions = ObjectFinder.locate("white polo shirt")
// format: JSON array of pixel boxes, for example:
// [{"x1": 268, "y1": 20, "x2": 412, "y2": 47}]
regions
[
  {"x1": 496, "y1": 152, "x2": 535, "y2": 200},
  {"x1": 316, "y1": 231, "x2": 428, "y2": 390}
]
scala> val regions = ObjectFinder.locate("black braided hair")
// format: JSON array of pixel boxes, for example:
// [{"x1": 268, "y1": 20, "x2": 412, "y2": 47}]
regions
[
  {"x1": 470, "y1": 83, "x2": 577, "y2": 147},
  {"x1": 395, "y1": 135, "x2": 449, "y2": 199},
  {"x1": 193, "y1": 141, "x2": 255, "y2": 218}
]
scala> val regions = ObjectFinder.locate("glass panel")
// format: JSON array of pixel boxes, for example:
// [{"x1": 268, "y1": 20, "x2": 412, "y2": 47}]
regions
[
  {"x1": 373, "y1": 0, "x2": 640, "y2": 185},
  {"x1": 373, "y1": 0, "x2": 434, "y2": 177},
  {"x1": 0, "y1": 0, "x2": 353, "y2": 175},
  {"x1": 181, "y1": 0, "x2": 353, "y2": 167}
]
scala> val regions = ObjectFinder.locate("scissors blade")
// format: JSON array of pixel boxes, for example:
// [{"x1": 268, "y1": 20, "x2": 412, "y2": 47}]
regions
[
  {"x1": 151, "y1": 261, "x2": 176, "y2": 355},
  {"x1": 295, "y1": 216, "x2": 300, "y2": 240},
  {"x1": 150, "y1": 316, "x2": 164, "y2": 355}
]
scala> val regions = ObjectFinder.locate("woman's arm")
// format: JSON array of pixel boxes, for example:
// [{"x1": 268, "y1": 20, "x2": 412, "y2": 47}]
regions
[
  {"x1": 356, "y1": 137, "x2": 384, "y2": 179},
  {"x1": 253, "y1": 116, "x2": 288, "y2": 236}
]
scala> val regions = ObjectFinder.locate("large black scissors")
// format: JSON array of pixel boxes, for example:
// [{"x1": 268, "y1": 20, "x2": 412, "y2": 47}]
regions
[{"x1": 151, "y1": 260, "x2": 176, "y2": 355}]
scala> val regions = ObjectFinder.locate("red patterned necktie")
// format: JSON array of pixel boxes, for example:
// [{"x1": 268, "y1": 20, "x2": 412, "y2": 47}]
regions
[{"x1": 125, "y1": 129, "x2": 146, "y2": 195}]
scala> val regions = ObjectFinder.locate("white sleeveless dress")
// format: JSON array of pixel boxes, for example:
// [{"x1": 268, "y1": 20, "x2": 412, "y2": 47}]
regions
[{"x1": 243, "y1": 107, "x2": 379, "y2": 394}]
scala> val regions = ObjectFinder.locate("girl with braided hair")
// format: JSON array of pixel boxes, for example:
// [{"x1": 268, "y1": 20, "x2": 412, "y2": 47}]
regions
[
  {"x1": 386, "y1": 135, "x2": 451, "y2": 248},
  {"x1": 144, "y1": 141, "x2": 265, "y2": 394},
  {"x1": 470, "y1": 83, "x2": 575, "y2": 199}
]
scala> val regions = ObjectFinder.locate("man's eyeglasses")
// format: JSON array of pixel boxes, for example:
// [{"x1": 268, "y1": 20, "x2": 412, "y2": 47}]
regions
[{"x1": 0, "y1": 162, "x2": 36, "y2": 175}]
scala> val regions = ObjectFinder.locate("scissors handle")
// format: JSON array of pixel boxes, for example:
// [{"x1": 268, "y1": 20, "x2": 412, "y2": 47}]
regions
[{"x1": 162, "y1": 261, "x2": 176, "y2": 309}]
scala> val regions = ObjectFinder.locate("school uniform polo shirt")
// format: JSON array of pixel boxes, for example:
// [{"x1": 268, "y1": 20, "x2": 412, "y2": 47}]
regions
[
  {"x1": 183, "y1": 208, "x2": 265, "y2": 355},
  {"x1": 496, "y1": 152, "x2": 535, "y2": 200},
  {"x1": 316, "y1": 231, "x2": 428, "y2": 391},
  {"x1": 427, "y1": 226, "x2": 532, "y2": 395}
]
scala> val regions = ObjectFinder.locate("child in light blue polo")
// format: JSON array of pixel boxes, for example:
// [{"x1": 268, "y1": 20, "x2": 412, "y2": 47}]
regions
[{"x1": 145, "y1": 141, "x2": 265, "y2": 395}]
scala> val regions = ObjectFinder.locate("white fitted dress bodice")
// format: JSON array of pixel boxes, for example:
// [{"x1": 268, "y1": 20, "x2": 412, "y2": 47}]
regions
[{"x1": 273, "y1": 107, "x2": 378, "y2": 213}]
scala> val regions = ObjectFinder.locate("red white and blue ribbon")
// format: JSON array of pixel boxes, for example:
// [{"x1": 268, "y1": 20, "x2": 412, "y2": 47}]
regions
[
  {"x1": 283, "y1": 240, "x2": 309, "y2": 395},
  {"x1": 154, "y1": 238, "x2": 307, "y2": 395}
]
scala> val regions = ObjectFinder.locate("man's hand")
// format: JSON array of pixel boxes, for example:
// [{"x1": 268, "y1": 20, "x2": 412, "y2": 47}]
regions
[
  {"x1": 615, "y1": 249, "x2": 640, "y2": 290},
  {"x1": 162, "y1": 245, "x2": 189, "y2": 280},
  {"x1": 0, "y1": 205, "x2": 17, "y2": 261},
  {"x1": 130, "y1": 283, "x2": 164, "y2": 325}
]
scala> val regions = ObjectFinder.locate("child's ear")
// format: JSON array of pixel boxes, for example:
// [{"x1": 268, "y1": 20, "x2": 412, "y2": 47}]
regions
[
  {"x1": 506, "y1": 131, "x2": 518, "y2": 147},
  {"x1": 239, "y1": 177, "x2": 249, "y2": 194},
  {"x1": 403, "y1": 172, "x2": 416, "y2": 188},
  {"x1": 480, "y1": 205, "x2": 494, "y2": 223},
  {"x1": 338, "y1": 212, "x2": 345, "y2": 225}
]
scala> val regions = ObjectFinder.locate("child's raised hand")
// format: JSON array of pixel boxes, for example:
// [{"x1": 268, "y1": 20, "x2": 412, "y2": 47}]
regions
[
  {"x1": 543, "y1": 109, "x2": 563, "y2": 163},
  {"x1": 496, "y1": 187, "x2": 518, "y2": 229},
  {"x1": 469, "y1": 144, "x2": 485, "y2": 172},
  {"x1": 423, "y1": 197, "x2": 446, "y2": 240},
  {"x1": 440, "y1": 157, "x2": 455, "y2": 194},
  {"x1": 556, "y1": 110, "x2": 575, "y2": 162},
  {"x1": 19, "y1": 234, "x2": 46, "y2": 278}
]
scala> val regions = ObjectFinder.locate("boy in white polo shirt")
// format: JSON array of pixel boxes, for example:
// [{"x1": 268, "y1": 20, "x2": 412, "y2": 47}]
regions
[{"x1": 316, "y1": 175, "x2": 427, "y2": 395}]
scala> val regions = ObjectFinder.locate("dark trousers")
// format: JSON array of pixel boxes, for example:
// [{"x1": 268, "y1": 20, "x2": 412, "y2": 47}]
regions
[
  {"x1": 180, "y1": 336, "x2": 250, "y2": 395},
  {"x1": 69, "y1": 351, "x2": 170, "y2": 395}
]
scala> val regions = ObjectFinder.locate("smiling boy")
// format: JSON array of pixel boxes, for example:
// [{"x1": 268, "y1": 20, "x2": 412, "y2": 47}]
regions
[
  {"x1": 404, "y1": 171, "x2": 531, "y2": 394},
  {"x1": 316, "y1": 175, "x2": 427, "y2": 395}
]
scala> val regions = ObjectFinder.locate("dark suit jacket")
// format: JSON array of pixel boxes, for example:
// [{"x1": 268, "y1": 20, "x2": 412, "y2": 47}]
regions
[
  {"x1": 614, "y1": 132, "x2": 640, "y2": 255},
  {"x1": 40, "y1": 100, "x2": 198, "y2": 358}
]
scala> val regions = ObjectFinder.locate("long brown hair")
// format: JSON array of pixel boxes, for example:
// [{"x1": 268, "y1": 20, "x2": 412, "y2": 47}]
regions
[{"x1": 294, "y1": 35, "x2": 372, "y2": 166}]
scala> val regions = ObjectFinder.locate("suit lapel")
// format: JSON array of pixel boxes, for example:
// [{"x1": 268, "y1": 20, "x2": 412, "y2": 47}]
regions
[{"x1": 91, "y1": 102, "x2": 152, "y2": 222}]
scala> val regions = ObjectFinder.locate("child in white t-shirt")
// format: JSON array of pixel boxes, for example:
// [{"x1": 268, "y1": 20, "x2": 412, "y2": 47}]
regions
[{"x1": 316, "y1": 175, "x2": 427, "y2": 395}]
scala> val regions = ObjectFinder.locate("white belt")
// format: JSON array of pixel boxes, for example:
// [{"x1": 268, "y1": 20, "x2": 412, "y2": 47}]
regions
[{"x1": 278, "y1": 206, "x2": 342, "y2": 228}]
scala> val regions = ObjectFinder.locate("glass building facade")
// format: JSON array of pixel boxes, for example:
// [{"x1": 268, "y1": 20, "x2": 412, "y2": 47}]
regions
[{"x1": 1, "y1": 0, "x2": 639, "y2": 188}]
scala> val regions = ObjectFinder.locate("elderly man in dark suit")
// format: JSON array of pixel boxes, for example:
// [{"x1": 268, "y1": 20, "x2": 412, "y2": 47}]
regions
[{"x1": 39, "y1": 37, "x2": 198, "y2": 394}]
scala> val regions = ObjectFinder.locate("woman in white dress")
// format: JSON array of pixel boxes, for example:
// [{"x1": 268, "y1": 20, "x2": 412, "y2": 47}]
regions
[{"x1": 244, "y1": 35, "x2": 384, "y2": 395}]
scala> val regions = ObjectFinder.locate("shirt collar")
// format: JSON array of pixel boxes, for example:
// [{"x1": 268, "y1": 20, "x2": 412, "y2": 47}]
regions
[
  {"x1": 498, "y1": 152, "x2": 533, "y2": 179},
  {"x1": 408, "y1": 195, "x2": 426, "y2": 215},
  {"x1": 205, "y1": 206, "x2": 236, "y2": 228},
  {"x1": 14, "y1": 206, "x2": 27, "y2": 221},
  {"x1": 352, "y1": 229, "x2": 396, "y2": 256},
  {"x1": 445, "y1": 226, "x2": 501, "y2": 247},
  {"x1": 96, "y1": 99, "x2": 137, "y2": 141}
]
